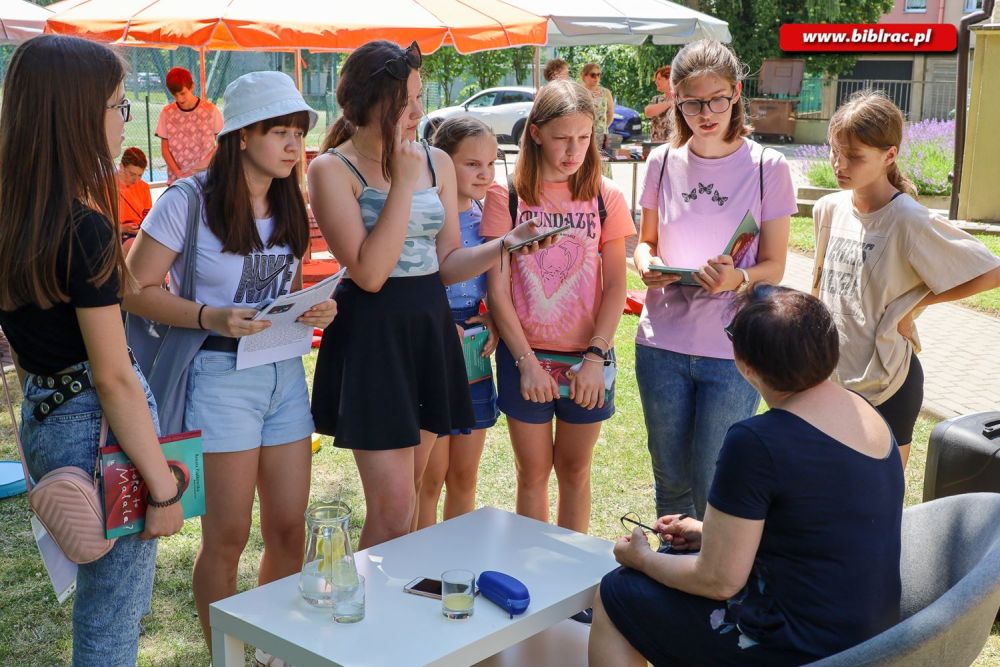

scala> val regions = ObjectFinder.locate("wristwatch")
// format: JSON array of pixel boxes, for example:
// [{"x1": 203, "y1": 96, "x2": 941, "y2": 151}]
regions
[
  {"x1": 736, "y1": 268, "x2": 751, "y2": 292},
  {"x1": 584, "y1": 345, "x2": 608, "y2": 360}
]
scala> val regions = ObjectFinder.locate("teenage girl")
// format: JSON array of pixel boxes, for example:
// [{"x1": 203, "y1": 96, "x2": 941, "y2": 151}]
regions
[
  {"x1": 416, "y1": 117, "x2": 501, "y2": 528},
  {"x1": 482, "y1": 79, "x2": 635, "y2": 534},
  {"x1": 308, "y1": 41, "x2": 551, "y2": 550},
  {"x1": 814, "y1": 90, "x2": 1000, "y2": 468},
  {"x1": 123, "y1": 71, "x2": 336, "y2": 653},
  {"x1": 633, "y1": 39, "x2": 797, "y2": 520},
  {"x1": 0, "y1": 35, "x2": 183, "y2": 666}
]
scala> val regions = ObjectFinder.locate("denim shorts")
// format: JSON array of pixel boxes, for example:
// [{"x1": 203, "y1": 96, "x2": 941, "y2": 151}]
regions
[
  {"x1": 184, "y1": 350, "x2": 315, "y2": 453},
  {"x1": 20, "y1": 360, "x2": 160, "y2": 667},
  {"x1": 495, "y1": 341, "x2": 616, "y2": 425}
]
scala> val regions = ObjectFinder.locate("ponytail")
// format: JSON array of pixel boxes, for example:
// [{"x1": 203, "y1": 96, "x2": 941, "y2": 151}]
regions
[
  {"x1": 321, "y1": 117, "x2": 355, "y2": 153},
  {"x1": 887, "y1": 163, "x2": 917, "y2": 196}
]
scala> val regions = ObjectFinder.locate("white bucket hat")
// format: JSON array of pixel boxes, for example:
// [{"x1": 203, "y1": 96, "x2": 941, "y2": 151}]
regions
[{"x1": 217, "y1": 71, "x2": 318, "y2": 138}]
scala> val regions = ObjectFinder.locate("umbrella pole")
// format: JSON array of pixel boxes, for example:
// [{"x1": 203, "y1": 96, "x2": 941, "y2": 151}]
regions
[
  {"x1": 199, "y1": 47, "x2": 207, "y2": 98},
  {"x1": 533, "y1": 46, "x2": 540, "y2": 89},
  {"x1": 295, "y1": 49, "x2": 303, "y2": 91}
]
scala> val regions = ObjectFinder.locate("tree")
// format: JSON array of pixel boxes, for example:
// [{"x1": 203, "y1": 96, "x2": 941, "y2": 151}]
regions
[
  {"x1": 465, "y1": 50, "x2": 509, "y2": 90},
  {"x1": 509, "y1": 46, "x2": 534, "y2": 85},
  {"x1": 706, "y1": 0, "x2": 895, "y2": 77},
  {"x1": 421, "y1": 47, "x2": 466, "y2": 106}
]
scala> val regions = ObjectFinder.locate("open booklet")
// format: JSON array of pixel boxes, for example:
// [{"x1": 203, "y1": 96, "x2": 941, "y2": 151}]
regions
[
  {"x1": 649, "y1": 209, "x2": 759, "y2": 286},
  {"x1": 236, "y1": 268, "x2": 346, "y2": 370}
]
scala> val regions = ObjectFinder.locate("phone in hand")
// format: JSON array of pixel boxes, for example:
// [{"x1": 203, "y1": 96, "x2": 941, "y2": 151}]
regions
[
  {"x1": 647, "y1": 264, "x2": 700, "y2": 286},
  {"x1": 404, "y1": 577, "x2": 443, "y2": 599},
  {"x1": 507, "y1": 224, "x2": 564, "y2": 251}
]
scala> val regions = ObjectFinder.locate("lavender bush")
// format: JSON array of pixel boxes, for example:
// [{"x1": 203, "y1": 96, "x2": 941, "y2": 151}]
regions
[{"x1": 796, "y1": 119, "x2": 955, "y2": 196}]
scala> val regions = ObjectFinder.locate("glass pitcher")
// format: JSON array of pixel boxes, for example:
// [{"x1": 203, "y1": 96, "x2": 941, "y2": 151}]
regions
[{"x1": 299, "y1": 501, "x2": 357, "y2": 608}]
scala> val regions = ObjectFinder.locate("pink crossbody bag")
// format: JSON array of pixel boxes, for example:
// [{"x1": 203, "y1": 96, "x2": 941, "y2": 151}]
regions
[{"x1": 2, "y1": 366, "x2": 115, "y2": 564}]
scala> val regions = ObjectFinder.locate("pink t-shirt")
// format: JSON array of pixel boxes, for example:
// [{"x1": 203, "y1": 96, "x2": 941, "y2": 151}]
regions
[
  {"x1": 481, "y1": 177, "x2": 636, "y2": 352},
  {"x1": 636, "y1": 139, "x2": 797, "y2": 359},
  {"x1": 155, "y1": 99, "x2": 224, "y2": 182}
]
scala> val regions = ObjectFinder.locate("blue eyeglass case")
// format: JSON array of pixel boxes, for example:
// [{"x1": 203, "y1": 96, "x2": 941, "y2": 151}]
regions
[{"x1": 476, "y1": 570, "x2": 530, "y2": 618}]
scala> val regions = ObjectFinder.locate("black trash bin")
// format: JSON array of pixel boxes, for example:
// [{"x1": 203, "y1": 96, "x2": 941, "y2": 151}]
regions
[{"x1": 923, "y1": 411, "x2": 1000, "y2": 502}]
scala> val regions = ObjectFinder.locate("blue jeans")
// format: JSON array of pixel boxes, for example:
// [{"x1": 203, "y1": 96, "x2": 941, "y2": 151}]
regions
[
  {"x1": 635, "y1": 344, "x2": 760, "y2": 520},
  {"x1": 20, "y1": 361, "x2": 160, "y2": 667}
]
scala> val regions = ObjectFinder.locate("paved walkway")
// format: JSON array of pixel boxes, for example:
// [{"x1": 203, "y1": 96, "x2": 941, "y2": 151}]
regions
[{"x1": 608, "y1": 156, "x2": 1000, "y2": 420}]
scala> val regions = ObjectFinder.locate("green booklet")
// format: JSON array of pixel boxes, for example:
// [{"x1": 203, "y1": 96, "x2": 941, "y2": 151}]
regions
[
  {"x1": 462, "y1": 326, "x2": 492, "y2": 384},
  {"x1": 649, "y1": 209, "x2": 759, "y2": 285}
]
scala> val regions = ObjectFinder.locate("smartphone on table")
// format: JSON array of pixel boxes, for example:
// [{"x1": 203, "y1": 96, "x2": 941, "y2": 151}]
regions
[{"x1": 404, "y1": 576, "x2": 480, "y2": 599}]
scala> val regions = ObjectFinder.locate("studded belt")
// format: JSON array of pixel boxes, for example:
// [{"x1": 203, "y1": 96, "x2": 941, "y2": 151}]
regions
[
  {"x1": 31, "y1": 366, "x2": 92, "y2": 421},
  {"x1": 30, "y1": 350, "x2": 137, "y2": 422}
]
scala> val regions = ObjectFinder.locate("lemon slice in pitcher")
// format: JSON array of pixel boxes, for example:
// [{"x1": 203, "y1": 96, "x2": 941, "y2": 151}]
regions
[
  {"x1": 316, "y1": 532, "x2": 347, "y2": 572},
  {"x1": 332, "y1": 559, "x2": 359, "y2": 588}
]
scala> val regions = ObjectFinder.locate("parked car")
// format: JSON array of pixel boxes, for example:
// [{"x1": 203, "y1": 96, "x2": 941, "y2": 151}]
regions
[{"x1": 421, "y1": 86, "x2": 644, "y2": 144}]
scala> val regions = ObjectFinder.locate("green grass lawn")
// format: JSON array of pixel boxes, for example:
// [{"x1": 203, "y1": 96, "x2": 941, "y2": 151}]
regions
[
  {"x1": 789, "y1": 216, "x2": 1000, "y2": 316},
  {"x1": 0, "y1": 310, "x2": 998, "y2": 664}
]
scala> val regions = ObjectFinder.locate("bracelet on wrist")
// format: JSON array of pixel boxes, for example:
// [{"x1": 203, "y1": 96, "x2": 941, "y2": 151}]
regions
[
  {"x1": 514, "y1": 350, "x2": 535, "y2": 368},
  {"x1": 197, "y1": 303, "x2": 207, "y2": 331},
  {"x1": 589, "y1": 335, "x2": 611, "y2": 350},
  {"x1": 584, "y1": 345, "x2": 608, "y2": 360},
  {"x1": 582, "y1": 356, "x2": 605, "y2": 364},
  {"x1": 147, "y1": 486, "x2": 183, "y2": 509}
]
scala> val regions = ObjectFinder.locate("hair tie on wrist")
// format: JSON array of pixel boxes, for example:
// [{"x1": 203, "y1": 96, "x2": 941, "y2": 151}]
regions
[{"x1": 197, "y1": 303, "x2": 207, "y2": 330}]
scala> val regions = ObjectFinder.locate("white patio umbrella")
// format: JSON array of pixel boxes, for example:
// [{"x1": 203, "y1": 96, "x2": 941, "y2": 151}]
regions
[
  {"x1": 507, "y1": 0, "x2": 730, "y2": 46},
  {"x1": 0, "y1": 0, "x2": 52, "y2": 42}
]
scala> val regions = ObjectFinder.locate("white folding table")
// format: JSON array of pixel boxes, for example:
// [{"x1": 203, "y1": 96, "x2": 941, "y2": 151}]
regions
[{"x1": 210, "y1": 507, "x2": 617, "y2": 666}]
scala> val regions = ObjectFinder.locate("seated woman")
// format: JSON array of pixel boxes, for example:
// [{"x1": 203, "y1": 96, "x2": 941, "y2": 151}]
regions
[
  {"x1": 117, "y1": 146, "x2": 152, "y2": 250},
  {"x1": 590, "y1": 285, "x2": 904, "y2": 667}
]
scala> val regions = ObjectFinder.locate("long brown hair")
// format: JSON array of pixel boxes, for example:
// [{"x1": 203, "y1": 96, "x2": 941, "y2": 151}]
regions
[
  {"x1": 669, "y1": 40, "x2": 751, "y2": 148},
  {"x1": 828, "y1": 90, "x2": 917, "y2": 196},
  {"x1": 0, "y1": 35, "x2": 126, "y2": 310},
  {"x1": 513, "y1": 80, "x2": 602, "y2": 206},
  {"x1": 203, "y1": 111, "x2": 310, "y2": 257},
  {"x1": 320, "y1": 41, "x2": 413, "y2": 181}
]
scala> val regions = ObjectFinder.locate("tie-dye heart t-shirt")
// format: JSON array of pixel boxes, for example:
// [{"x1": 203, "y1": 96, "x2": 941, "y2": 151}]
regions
[{"x1": 481, "y1": 178, "x2": 635, "y2": 352}]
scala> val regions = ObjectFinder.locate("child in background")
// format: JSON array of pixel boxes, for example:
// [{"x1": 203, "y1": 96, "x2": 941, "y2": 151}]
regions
[
  {"x1": 156, "y1": 67, "x2": 223, "y2": 183},
  {"x1": 416, "y1": 117, "x2": 501, "y2": 528},
  {"x1": 482, "y1": 80, "x2": 634, "y2": 538},
  {"x1": 813, "y1": 90, "x2": 1000, "y2": 468},
  {"x1": 117, "y1": 146, "x2": 151, "y2": 246}
]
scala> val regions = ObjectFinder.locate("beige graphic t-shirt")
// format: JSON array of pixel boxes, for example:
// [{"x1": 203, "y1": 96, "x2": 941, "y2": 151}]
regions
[{"x1": 813, "y1": 190, "x2": 999, "y2": 405}]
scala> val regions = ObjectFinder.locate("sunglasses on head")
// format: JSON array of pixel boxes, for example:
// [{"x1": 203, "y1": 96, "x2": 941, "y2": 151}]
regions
[{"x1": 372, "y1": 41, "x2": 422, "y2": 80}]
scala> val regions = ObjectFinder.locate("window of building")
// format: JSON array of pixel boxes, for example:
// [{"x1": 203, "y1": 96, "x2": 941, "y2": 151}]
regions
[
  {"x1": 904, "y1": 0, "x2": 927, "y2": 12},
  {"x1": 964, "y1": 0, "x2": 984, "y2": 12}
]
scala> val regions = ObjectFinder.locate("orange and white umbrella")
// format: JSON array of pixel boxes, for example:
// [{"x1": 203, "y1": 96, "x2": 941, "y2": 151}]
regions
[
  {"x1": 0, "y1": 0, "x2": 52, "y2": 43},
  {"x1": 45, "y1": 0, "x2": 548, "y2": 53}
]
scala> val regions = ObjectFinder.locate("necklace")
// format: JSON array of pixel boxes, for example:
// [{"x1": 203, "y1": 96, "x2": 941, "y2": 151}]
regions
[{"x1": 353, "y1": 143, "x2": 382, "y2": 163}]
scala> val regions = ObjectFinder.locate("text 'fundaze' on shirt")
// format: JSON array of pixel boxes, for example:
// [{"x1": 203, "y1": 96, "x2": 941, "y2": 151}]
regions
[
  {"x1": 141, "y1": 178, "x2": 300, "y2": 310},
  {"x1": 812, "y1": 190, "x2": 999, "y2": 404},
  {"x1": 480, "y1": 178, "x2": 635, "y2": 353}
]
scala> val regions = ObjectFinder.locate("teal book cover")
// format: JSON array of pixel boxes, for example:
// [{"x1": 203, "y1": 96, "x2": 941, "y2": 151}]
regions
[
  {"x1": 462, "y1": 327, "x2": 493, "y2": 384},
  {"x1": 100, "y1": 431, "x2": 205, "y2": 539}
]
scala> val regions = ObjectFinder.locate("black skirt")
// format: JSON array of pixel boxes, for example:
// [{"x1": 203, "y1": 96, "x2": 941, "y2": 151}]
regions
[{"x1": 312, "y1": 273, "x2": 474, "y2": 450}]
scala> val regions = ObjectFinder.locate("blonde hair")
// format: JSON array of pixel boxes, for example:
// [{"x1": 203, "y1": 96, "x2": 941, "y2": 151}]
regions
[
  {"x1": 669, "y1": 40, "x2": 751, "y2": 148},
  {"x1": 513, "y1": 80, "x2": 602, "y2": 206},
  {"x1": 828, "y1": 90, "x2": 916, "y2": 196}
]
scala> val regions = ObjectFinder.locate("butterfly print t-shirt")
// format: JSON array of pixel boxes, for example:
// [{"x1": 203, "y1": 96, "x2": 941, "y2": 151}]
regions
[
  {"x1": 636, "y1": 140, "x2": 797, "y2": 359},
  {"x1": 142, "y1": 176, "x2": 300, "y2": 310},
  {"x1": 481, "y1": 177, "x2": 635, "y2": 352}
]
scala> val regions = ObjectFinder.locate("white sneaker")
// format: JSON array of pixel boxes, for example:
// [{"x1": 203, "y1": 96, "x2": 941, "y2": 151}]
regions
[{"x1": 255, "y1": 647, "x2": 294, "y2": 667}]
